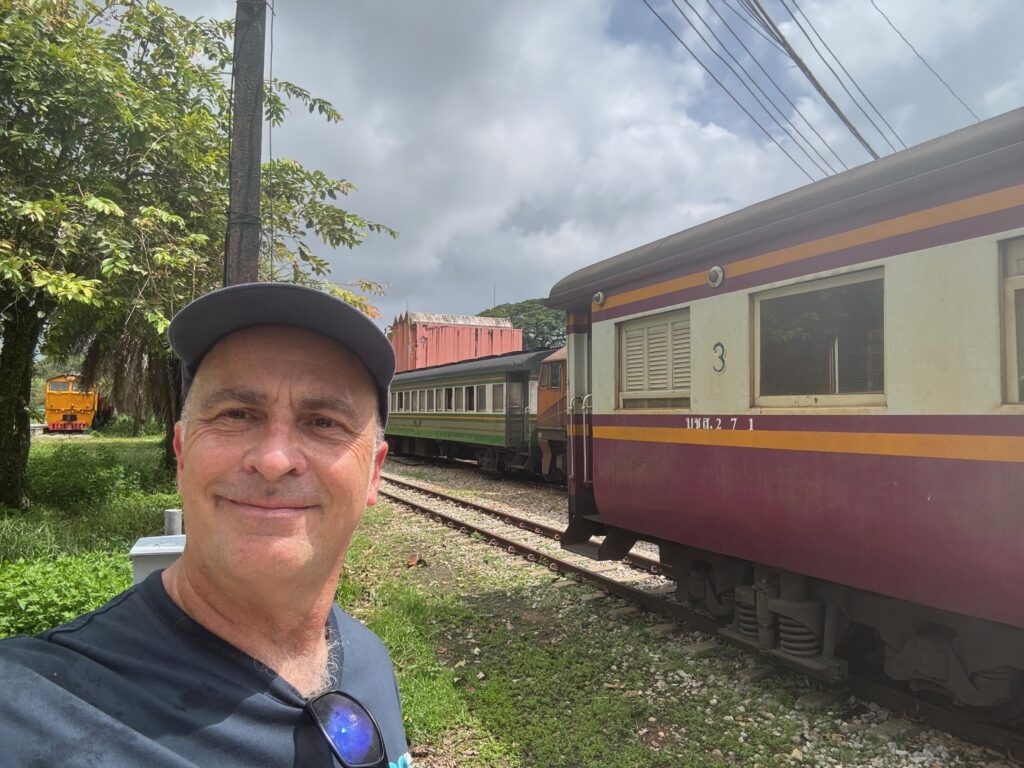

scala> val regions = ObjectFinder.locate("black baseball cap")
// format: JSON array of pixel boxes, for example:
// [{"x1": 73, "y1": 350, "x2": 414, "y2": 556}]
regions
[{"x1": 168, "y1": 283, "x2": 394, "y2": 426}]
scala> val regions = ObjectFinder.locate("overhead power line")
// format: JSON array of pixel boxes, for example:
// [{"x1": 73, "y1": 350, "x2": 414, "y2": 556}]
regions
[
  {"x1": 741, "y1": 0, "x2": 882, "y2": 160},
  {"x1": 790, "y1": 0, "x2": 905, "y2": 149},
  {"x1": 700, "y1": 0, "x2": 848, "y2": 171},
  {"x1": 670, "y1": 0, "x2": 837, "y2": 176},
  {"x1": 640, "y1": 0, "x2": 817, "y2": 181},
  {"x1": 869, "y1": 0, "x2": 980, "y2": 122},
  {"x1": 781, "y1": 0, "x2": 903, "y2": 152},
  {"x1": 720, "y1": 0, "x2": 785, "y2": 54}
]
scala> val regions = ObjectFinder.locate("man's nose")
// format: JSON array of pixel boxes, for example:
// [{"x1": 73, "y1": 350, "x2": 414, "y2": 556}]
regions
[{"x1": 243, "y1": 419, "x2": 308, "y2": 480}]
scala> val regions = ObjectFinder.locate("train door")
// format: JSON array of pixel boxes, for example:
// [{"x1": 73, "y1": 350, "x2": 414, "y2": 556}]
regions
[
  {"x1": 567, "y1": 315, "x2": 593, "y2": 485},
  {"x1": 505, "y1": 371, "x2": 529, "y2": 447},
  {"x1": 561, "y1": 305, "x2": 601, "y2": 548}
]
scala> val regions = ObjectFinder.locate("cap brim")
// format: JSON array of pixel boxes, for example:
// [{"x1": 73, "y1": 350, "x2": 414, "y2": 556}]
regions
[{"x1": 168, "y1": 283, "x2": 394, "y2": 426}]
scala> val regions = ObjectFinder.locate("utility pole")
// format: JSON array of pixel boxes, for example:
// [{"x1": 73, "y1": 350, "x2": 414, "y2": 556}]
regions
[{"x1": 224, "y1": 0, "x2": 267, "y2": 286}]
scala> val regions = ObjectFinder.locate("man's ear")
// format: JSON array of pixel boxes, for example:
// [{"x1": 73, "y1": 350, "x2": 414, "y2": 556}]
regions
[
  {"x1": 173, "y1": 420, "x2": 187, "y2": 481},
  {"x1": 365, "y1": 440, "x2": 389, "y2": 506}
]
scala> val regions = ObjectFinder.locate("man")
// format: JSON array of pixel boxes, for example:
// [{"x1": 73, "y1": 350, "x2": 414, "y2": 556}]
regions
[{"x1": 0, "y1": 283, "x2": 413, "y2": 768}]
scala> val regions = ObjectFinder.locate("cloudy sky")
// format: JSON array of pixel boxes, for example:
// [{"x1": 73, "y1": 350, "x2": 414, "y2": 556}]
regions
[{"x1": 171, "y1": 0, "x2": 1024, "y2": 327}]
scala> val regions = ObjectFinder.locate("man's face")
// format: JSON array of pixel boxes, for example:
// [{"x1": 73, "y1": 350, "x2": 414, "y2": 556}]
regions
[{"x1": 173, "y1": 325, "x2": 388, "y2": 586}]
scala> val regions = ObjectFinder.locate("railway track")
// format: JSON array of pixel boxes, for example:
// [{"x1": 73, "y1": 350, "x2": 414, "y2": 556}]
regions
[
  {"x1": 378, "y1": 472, "x2": 1024, "y2": 761},
  {"x1": 387, "y1": 455, "x2": 566, "y2": 491}
]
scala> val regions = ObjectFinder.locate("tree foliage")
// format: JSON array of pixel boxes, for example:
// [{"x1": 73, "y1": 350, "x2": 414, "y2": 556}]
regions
[
  {"x1": 0, "y1": 0, "x2": 395, "y2": 509},
  {"x1": 478, "y1": 298, "x2": 566, "y2": 350}
]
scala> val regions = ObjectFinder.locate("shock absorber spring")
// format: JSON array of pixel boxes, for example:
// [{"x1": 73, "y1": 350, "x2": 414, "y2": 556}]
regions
[
  {"x1": 737, "y1": 601, "x2": 758, "y2": 640},
  {"x1": 778, "y1": 616, "x2": 820, "y2": 657}
]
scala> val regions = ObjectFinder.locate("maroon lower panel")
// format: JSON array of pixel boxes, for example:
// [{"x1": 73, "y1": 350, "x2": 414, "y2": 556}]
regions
[{"x1": 593, "y1": 439, "x2": 1024, "y2": 628}]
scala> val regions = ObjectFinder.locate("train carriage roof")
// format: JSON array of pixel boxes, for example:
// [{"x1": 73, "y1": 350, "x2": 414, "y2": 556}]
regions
[
  {"x1": 546, "y1": 107, "x2": 1024, "y2": 308},
  {"x1": 392, "y1": 348, "x2": 558, "y2": 385}
]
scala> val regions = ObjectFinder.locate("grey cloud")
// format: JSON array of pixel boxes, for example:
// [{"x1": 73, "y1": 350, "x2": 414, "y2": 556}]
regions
[{"x1": 165, "y1": 0, "x2": 1023, "y2": 324}]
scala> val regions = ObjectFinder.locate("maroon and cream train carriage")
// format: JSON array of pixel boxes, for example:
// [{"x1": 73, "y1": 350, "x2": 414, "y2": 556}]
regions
[{"x1": 545, "y1": 108, "x2": 1024, "y2": 711}]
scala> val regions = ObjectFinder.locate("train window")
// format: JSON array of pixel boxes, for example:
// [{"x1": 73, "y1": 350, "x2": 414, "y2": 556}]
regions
[
  {"x1": 49, "y1": 381, "x2": 70, "y2": 392},
  {"x1": 540, "y1": 365, "x2": 551, "y2": 388},
  {"x1": 465, "y1": 386, "x2": 475, "y2": 412},
  {"x1": 1002, "y1": 237, "x2": 1024, "y2": 402},
  {"x1": 455, "y1": 387, "x2": 464, "y2": 412},
  {"x1": 617, "y1": 307, "x2": 691, "y2": 409},
  {"x1": 492, "y1": 383, "x2": 505, "y2": 412},
  {"x1": 475, "y1": 385, "x2": 486, "y2": 411},
  {"x1": 427, "y1": 389, "x2": 435, "y2": 412},
  {"x1": 435, "y1": 388, "x2": 444, "y2": 411},
  {"x1": 756, "y1": 270, "x2": 884, "y2": 406},
  {"x1": 445, "y1": 388, "x2": 454, "y2": 411},
  {"x1": 411, "y1": 391, "x2": 418, "y2": 412},
  {"x1": 550, "y1": 363, "x2": 561, "y2": 389},
  {"x1": 70, "y1": 381, "x2": 82, "y2": 392}
]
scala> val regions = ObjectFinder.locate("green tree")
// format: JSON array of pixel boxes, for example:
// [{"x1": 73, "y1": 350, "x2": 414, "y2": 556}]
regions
[
  {"x1": 478, "y1": 298, "x2": 566, "y2": 349},
  {"x1": 0, "y1": 0, "x2": 394, "y2": 509}
]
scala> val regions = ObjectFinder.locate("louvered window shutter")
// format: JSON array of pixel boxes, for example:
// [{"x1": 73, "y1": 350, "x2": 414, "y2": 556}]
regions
[
  {"x1": 618, "y1": 308, "x2": 691, "y2": 408},
  {"x1": 671, "y1": 316, "x2": 691, "y2": 392},
  {"x1": 623, "y1": 328, "x2": 646, "y2": 392}
]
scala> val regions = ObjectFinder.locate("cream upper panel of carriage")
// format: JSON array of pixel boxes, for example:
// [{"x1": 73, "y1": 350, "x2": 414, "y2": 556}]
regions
[{"x1": 589, "y1": 226, "x2": 1024, "y2": 417}]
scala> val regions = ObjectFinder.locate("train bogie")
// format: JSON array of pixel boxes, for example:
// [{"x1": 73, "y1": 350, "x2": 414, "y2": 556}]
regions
[{"x1": 547, "y1": 108, "x2": 1024, "y2": 709}]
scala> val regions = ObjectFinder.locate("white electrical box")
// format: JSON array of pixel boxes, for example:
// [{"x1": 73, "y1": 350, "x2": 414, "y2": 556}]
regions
[{"x1": 130, "y1": 535, "x2": 185, "y2": 585}]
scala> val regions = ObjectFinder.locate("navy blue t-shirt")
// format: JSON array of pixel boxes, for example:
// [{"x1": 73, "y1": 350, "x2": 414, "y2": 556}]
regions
[{"x1": 0, "y1": 570, "x2": 411, "y2": 767}]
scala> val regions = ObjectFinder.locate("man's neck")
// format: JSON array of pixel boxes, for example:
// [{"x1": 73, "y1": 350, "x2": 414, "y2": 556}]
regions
[{"x1": 161, "y1": 560, "x2": 338, "y2": 698}]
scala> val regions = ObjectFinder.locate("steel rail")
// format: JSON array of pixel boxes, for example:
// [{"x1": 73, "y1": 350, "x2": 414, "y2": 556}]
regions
[
  {"x1": 377, "y1": 484, "x2": 713, "y2": 631},
  {"x1": 379, "y1": 472, "x2": 667, "y2": 576}
]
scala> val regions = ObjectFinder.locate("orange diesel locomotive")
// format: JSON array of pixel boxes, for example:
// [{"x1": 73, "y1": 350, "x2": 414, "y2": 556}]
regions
[{"x1": 44, "y1": 374, "x2": 103, "y2": 432}]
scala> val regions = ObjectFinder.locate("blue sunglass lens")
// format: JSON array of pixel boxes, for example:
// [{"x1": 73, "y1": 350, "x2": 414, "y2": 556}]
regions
[{"x1": 310, "y1": 694, "x2": 384, "y2": 767}]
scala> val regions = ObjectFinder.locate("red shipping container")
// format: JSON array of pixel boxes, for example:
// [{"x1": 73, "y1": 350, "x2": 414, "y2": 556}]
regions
[{"x1": 389, "y1": 312, "x2": 523, "y2": 372}]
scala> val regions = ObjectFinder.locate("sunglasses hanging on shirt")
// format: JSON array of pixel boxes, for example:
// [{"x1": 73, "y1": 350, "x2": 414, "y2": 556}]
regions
[{"x1": 305, "y1": 691, "x2": 388, "y2": 768}]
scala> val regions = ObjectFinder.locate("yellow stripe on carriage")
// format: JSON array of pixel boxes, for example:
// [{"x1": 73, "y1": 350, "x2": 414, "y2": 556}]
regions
[
  {"x1": 591, "y1": 425, "x2": 1024, "y2": 463},
  {"x1": 600, "y1": 184, "x2": 1024, "y2": 313}
]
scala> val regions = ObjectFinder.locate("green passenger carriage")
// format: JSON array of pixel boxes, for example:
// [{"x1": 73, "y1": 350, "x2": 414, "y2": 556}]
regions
[{"x1": 386, "y1": 349, "x2": 555, "y2": 473}]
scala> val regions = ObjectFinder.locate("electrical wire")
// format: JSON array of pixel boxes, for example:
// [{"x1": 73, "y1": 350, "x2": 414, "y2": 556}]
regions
[
  {"x1": 719, "y1": 0, "x2": 786, "y2": 53},
  {"x1": 739, "y1": 0, "x2": 881, "y2": 160},
  {"x1": 672, "y1": 0, "x2": 837, "y2": 175},
  {"x1": 869, "y1": 0, "x2": 979, "y2": 123},
  {"x1": 640, "y1": 0, "x2": 817, "y2": 181},
  {"x1": 777, "y1": 0, "x2": 898, "y2": 153},
  {"x1": 738, "y1": 0, "x2": 778, "y2": 41},
  {"x1": 702, "y1": 0, "x2": 848, "y2": 170},
  {"x1": 790, "y1": 0, "x2": 905, "y2": 149}
]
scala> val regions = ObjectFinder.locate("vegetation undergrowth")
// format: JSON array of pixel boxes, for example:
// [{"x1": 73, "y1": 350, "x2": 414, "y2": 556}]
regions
[{"x1": 0, "y1": 436, "x2": 177, "y2": 639}]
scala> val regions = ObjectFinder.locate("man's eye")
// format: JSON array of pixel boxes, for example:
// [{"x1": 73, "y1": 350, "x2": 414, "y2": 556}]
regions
[
  {"x1": 312, "y1": 417, "x2": 336, "y2": 429},
  {"x1": 220, "y1": 409, "x2": 251, "y2": 420}
]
